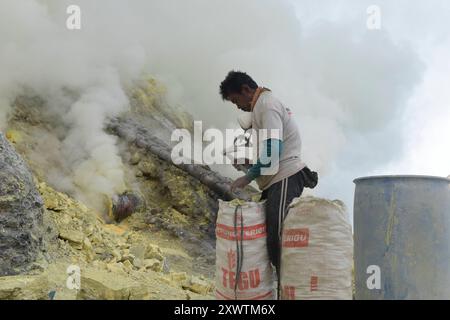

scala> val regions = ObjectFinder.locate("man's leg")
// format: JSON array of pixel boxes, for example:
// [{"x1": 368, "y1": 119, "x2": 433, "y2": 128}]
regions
[{"x1": 262, "y1": 171, "x2": 305, "y2": 287}]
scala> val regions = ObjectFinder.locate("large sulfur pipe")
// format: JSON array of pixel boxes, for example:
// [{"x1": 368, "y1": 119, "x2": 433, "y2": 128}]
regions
[{"x1": 353, "y1": 175, "x2": 450, "y2": 299}]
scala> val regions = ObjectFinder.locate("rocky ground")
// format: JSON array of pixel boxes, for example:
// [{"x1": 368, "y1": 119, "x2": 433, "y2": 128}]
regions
[
  {"x1": 0, "y1": 177, "x2": 216, "y2": 300},
  {"x1": 0, "y1": 78, "x2": 237, "y2": 300}
]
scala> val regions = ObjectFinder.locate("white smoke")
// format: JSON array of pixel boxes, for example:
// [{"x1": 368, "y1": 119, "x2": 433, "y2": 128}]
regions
[
  {"x1": 0, "y1": 0, "x2": 148, "y2": 210},
  {"x1": 1, "y1": 0, "x2": 442, "y2": 216},
  {"x1": 291, "y1": 0, "x2": 450, "y2": 210}
]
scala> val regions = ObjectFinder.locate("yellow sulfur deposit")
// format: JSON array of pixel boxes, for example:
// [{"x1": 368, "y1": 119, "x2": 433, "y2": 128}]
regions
[
  {"x1": 5, "y1": 129, "x2": 22, "y2": 144},
  {"x1": 0, "y1": 182, "x2": 215, "y2": 300},
  {"x1": 0, "y1": 78, "x2": 223, "y2": 300}
]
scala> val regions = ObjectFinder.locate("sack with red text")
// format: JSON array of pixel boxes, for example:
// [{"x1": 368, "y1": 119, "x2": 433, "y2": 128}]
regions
[
  {"x1": 215, "y1": 199, "x2": 274, "y2": 300},
  {"x1": 281, "y1": 197, "x2": 353, "y2": 300}
]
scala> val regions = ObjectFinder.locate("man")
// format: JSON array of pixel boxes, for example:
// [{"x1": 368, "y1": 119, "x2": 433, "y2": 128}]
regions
[{"x1": 219, "y1": 70, "x2": 317, "y2": 293}]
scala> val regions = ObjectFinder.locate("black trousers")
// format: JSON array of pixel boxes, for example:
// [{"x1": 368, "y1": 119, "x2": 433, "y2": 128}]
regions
[{"x1": 260, "y1": 169, "x2": 305, "y2": 283}]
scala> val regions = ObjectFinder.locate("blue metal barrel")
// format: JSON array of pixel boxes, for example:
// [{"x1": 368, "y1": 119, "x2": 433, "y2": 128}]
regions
[{"x1": 353, "y1": 175, "x2": 450, "y2": 299}]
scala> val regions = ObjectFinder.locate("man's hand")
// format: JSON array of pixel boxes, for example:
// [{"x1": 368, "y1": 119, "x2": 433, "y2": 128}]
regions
[
  {"x1": 231, "y1": 175, "x2": 251, "y2": 193},
  {"x1": 233, "y1": 158, "x2": 251, "y2": 166},
  {"x1": 232, "y1": 158, "x2": 252, "y2": 172}
]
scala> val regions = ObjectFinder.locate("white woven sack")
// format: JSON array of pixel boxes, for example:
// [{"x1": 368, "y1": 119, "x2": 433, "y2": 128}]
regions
[
  {"x1": 281, "y1": 197, "x2": 353, "y2": 300},
  {"x1": 215, "y1": 200, "x2": 274, "y2": 300}
]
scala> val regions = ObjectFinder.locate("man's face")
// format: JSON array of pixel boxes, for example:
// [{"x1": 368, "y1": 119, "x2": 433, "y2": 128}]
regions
[{"x1": 226, "y1": 85, "x2": 255, "y2": 112}]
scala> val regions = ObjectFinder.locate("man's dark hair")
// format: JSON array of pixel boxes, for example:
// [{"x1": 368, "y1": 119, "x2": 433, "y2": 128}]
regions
[{"x1": 219, "y1": 71, "x2": 258, "y2": 100}]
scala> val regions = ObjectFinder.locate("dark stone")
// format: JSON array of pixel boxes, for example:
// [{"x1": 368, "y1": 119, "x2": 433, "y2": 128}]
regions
[
  {"x1": 0, "y1": 133, "x2": 44, "y2": 276},
  {"x1": 110, "y1": 191, "x2": 143, "y2": 222},
  {"x1": 150, "y1": 207, "x2": 162, "y2": 215}
]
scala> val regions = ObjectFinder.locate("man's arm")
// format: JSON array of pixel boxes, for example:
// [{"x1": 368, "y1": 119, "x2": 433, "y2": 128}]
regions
[
  {"x1": 246, "y1": 138, "x2": 283, "y2": 181},
  {"x1": 230, "y1": 139, "x2": 283, "y2": 192},
  {"x1": 231, "y1": 100, "x2": 284, "y2": 192}
]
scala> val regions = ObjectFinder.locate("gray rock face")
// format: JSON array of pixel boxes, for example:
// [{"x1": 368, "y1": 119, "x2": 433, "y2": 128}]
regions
[{"x1": 0, "y1": 133, "x2": 44, "y2": 276}]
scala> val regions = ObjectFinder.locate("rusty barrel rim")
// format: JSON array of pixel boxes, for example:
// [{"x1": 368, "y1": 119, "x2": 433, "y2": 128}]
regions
[{"x1": 354, "y1": 174, "x2": 450, "y2": 184}]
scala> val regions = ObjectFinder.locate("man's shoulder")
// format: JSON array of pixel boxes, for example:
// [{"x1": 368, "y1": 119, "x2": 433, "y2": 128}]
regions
[
  {"x1": 259, "y1": 91, "x2": 281, "y2": 104},
  {"x1": 255, "y1": 91, "x2": 284, "y2": 112}
]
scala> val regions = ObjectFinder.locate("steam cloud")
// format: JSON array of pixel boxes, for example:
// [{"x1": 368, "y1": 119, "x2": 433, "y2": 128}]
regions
[{"x1": 1, "y1": 0, "x2": 442, "y2": 216}]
